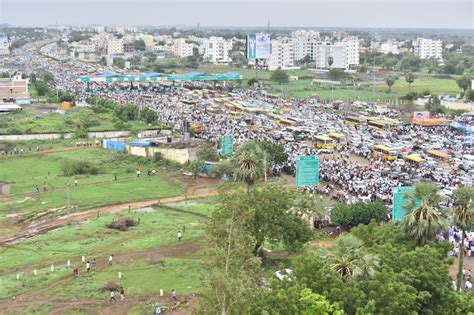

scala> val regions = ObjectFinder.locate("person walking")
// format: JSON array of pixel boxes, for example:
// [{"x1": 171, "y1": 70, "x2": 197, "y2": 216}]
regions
[
  {"x1": 86, "y1": 261, "x2": 90, "y2": 273},
  {"x1": 74, "y1": 178, "x2": 78, "y2": 188},
  {"x1": 155, "y1": 304, "x2": 161, "y2": 315},
  {"x1": 108, "y1": 254, "x2": 113, "y2": 266},
  {"x1": 120, "y1": 286, "x2": 125, "y2": 301},
  {"x1": 177, "y1": 231, "x2": 182, "y2": 242},
  {"x1": 92, "y1": 258, "x2": 97, "y2": 271},
  {"x1": 172, "y1": 289, "x2": 177, "y2": 301},
  {"x1": 109, "y1": 290, "x2": 116, "y2": 303}
]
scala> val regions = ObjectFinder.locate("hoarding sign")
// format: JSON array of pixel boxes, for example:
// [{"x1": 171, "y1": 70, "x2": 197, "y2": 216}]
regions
[
  {"x1": 255, "y1": 34, "x2": 271, "y2": 59},
  {"x1": 392, "y1": 186, "x2": 421, "y2": 221},
  {"x1": 221, "y1": 134, "x2": 234, "y2": 156},
  {"x1": 296, "y1": 156, "x2": 319, "y2": 187},
  {"x1": 246, "y1": 34, "x2": 256, "y2": 60}
]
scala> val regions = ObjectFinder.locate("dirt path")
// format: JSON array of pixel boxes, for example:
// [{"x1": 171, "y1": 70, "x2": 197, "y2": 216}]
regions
[{"x1": 0, "y1": 187, "x2": 216, "y2": 245}]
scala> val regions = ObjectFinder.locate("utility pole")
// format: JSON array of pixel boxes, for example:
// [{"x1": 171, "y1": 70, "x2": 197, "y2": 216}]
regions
[
  {"x1": 66, "y1": 181, "x2": 70, "y2": 218},
  {"x1": 264, "y1": 154, "x2": 268, "y2": 183},
  {"x1": 372, "y1": 49, "x2": 376, "y2": 104}
]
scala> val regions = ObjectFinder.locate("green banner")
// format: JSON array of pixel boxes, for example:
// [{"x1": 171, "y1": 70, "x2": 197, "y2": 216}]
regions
[
  {"x1": 392, "y1": 187, "x2": 421, "y2": 221},
  {"x1": 220, "y1": 135, "x2": 234, "y2": 156},
  {"x1": 296, "y1": 156, "x2": 319, "y2": 187}
]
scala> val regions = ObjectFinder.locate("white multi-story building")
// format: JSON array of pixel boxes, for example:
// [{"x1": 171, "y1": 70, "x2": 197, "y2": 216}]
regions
[
  {"x1": 140, "y1": 34, "x2": 155, "y2": 52},
  {"x1": 379, "y1": 39, "x2": 399, "y2": 54},
  {"x1": 172, "y1": 39, "x2": 195, "y2": 58},
  {"x1": 106, "y1": 38, "x2": 124, "y2": 55},
  {"x1": 341, "y1": 36, "x2": 359, "y2": 68},
  {"x1": 413, "y1": 38, "x2": 443, "y2": 59},
  {"x1": 268, "y1": 38, "x2": 294, "y2": 70},
  {"x1": 0, "y1": 35, "x2": 9, "y2": 55},
  {"x1": 292, "y1": 30, "x2": 320, "y2": 62},
  {"x1": 200, "y1": 37, "x2": 233, "y2": 64}
]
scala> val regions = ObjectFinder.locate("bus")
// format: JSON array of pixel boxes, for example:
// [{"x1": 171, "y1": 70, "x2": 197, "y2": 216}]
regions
[
  {"x1": 328, "y1": 133, "x2": 345, "y2": 142},
  {"x1": 315, "y1": 135, "x2": 335, "y2": 149},
  {"x1": 372, "y1": 145, "x2": 398, "y2": 161},
  {"x1": 368, "y1": 120, "x2": 389, "y2": 131},
  {"x1": 404, "y1": 155, "x2": 425, "y2": 166},
  {"x1": 344, "y1": 116, "x2": 361, "y2": 126},
  {"x1": 426, "y1": 150, "x2": 450, "y2": 163}
]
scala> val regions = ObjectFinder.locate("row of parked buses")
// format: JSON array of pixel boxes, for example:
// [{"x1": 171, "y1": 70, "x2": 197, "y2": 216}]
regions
[
  {"x1": 372, "y1": 145, "x2": 458, "y2": 167},
  {"x1": 344, "y1": 116, "x2": 401, "y2": 132}
]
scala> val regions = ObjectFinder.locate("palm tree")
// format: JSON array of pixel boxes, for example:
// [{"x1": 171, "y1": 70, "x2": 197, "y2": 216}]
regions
[
  {"x1": 453, "y1": 186, "x2": 474, "y2": 291},
  {"x1": 405, "y1": 72, "x2": 415, "y2": 93},
  {"x1": 233, "y1": 151, "x2": 264, "y2": 193},
  {"x1": 322, "y1": 234, "x2": 379, "y2": 282},
  {"x1": 402, "y1": 183, "x2": 446, "y2": 246}
]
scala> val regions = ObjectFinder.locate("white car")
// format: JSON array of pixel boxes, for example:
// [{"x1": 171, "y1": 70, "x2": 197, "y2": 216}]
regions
[{"x1": 275, "y1": 269, "x2": 293, "y2": 281}]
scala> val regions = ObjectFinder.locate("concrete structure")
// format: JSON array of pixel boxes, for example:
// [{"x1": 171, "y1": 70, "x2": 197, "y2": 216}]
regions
[
  {"x1": 140, "y1": 34, "x2": 155, "y2": 52},
  {"x1": 268, "y1": 38, "x2": 294, "y2": 70},
  {"x1": 106, "y1": 38, "x2": 124, "y2": 55},
  {"x1": 128, "y1": 137, "x2": 200, "y2": 164},
  {"x1": 123, "y1": 36, "x2": 135, "y2": 54},
  {"x1": 200, "y1": 37, "x2": 233, "y2": 64},
  {"x1": 0, "y1": 182, "x2": 10, "y2": 195},
  {"x1": 292, "y1": 30, "x2": 320, "y2": 62},
  {"x1": 0, "y1": 75, "x2": 29, "y2": 101},
  {"x1": 379, "y1": 39, "x2": 399, "y2": 54},
  {"x1": 413, "y1": 38, "x2": 443, "y2": 59}
]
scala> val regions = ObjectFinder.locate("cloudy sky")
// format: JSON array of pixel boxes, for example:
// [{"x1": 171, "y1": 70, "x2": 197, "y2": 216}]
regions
[{"x1": 1, "y1": 0, "x2": 472, "y2": 29}]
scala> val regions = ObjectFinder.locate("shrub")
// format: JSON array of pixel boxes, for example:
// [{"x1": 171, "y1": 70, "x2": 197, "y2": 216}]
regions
[
  {"x1": 331, "y1": 201, "x2": 387, "y2": 229},
  {"x1": 61, "y1": 160, "x2": 99, "y2": 176},
  {"x1": 101, "y1": 281, "x2": 121, "y2": 292},
  {"x1": 106, "y1": 217, "x2": 136, "y2": 231}
]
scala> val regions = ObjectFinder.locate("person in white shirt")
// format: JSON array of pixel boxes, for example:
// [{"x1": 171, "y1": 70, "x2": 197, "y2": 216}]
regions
[
  {"x1": 108, "y1": 254, "x2": 113, "y2": 266},
  {"x1": 86, "y1": 261, "x2": 90, "y2": 273},
  {"x1": 177, "y1": 231, "x2": 182, "y2": 242}
]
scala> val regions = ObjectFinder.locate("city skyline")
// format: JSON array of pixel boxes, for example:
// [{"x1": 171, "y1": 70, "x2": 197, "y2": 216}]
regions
[{"x1": 1, "y1": 0, "x2": 473, "y2": 30}]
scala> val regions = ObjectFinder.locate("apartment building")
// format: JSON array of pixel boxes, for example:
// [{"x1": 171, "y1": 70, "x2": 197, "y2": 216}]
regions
[
  {"x1": 379, "y1": 39, "x2": 399, "y2": 54},
  {"x1": 413, "y1": 38, "x2": 443, "y2": 59},
  {"x1": 292, "y1": 30, "x2": 320, "y2": 62},
  {"x1": 268, "y1": 38, "x2": 294, "y2": 70},
  {"x1": 106, "y1": 38, "x2": 124, "y2": 55},
  {"x1": 172, "y1": 39, "x2": 195, "y2": 58},
  {"x1": 201, "y1": 37, "x2": 233, "y2": 64}
]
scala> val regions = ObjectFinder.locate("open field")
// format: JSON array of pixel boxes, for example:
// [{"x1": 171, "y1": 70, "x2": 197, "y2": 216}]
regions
[
  {"x1": 0, "y1": 195, "x2": 218, "y2": 314},
  {"x1": 0, "y1": 148, "x2": 186, "y2": 220},
  {"x1": 0, "y1": 106, "x2": 162, "y2": 135}
]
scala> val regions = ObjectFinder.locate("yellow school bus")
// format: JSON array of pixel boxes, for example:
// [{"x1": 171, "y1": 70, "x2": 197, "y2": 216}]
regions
[
  {"x1": 344, "y1": 116, "x2": 361, "y2": 126},
  {"x1": 426, "y1": 150, "x2": 450, "y2": 163},
  {"x1": 373, "y1": 145, "x2": 398, "y2": 161},
  {"x1": 404, "y1": 155, "x2": 425, "y2": 166},
  {"x1": 315, "y1": 135, "x2": 335, "y2": 149},
  {"x1": 368, "y1": 120, "x2": 389, "y2": 131},
  {"x1": 328, "y1": 133, "x2": 345, "y2": 142}
]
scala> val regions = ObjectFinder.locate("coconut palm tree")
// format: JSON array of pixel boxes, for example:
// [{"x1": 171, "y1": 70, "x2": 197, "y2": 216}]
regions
[
  {"x1": 233, "y1": 151, "x2": 264, "y2": 193},
  {"x1": 322, "y1": 234, "x2": 379, "y2": 282},
  {"x1": 453, "y1": 186, "x2": 474, "y2": 290},
  {"x1": 402, "y1": 183, "x2": 446, "y2": 246}
]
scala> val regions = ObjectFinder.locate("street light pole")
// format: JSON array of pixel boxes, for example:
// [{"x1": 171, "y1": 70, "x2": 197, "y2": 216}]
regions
[{"x1": 66, "y1": 181, "x2": 70, "y2": 218}]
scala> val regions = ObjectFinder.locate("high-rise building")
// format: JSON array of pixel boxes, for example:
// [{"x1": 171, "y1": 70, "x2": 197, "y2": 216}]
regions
[
  {"x1": 0, "y1": 35, "x2": 10, "y2": 55},
  {"x1": 172, "y1": 39, "x2": 195, "y2": 58},
  {"x1": 106, "y1": 38, "x2": 124, "y2": 55},
  {"x1": 268, "y1": 38, "x2": 294, "y2": 70},
  {"x1": 201, "y1": 37, "x2": 233, "y2": 64},
  {"x1": 413, "y1": 38, "x2": 443, "y2": 59}
]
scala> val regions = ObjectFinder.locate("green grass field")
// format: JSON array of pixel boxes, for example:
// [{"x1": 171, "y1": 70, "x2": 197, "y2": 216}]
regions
[
  {"x1": 0, "y1": 106, "x2": 162, "y2": 135},
  {"x1": 375, "y1": 77, "x2": 462, "y2": 95},
  {"x1": 0, "y1": 148, "x2": 186, "y2": 218},
  {"x1": 0, "y1": 205, "x2": 209, "y2": 301}
]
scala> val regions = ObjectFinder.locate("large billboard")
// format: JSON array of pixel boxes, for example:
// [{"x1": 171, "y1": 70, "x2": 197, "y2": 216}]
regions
[
  {"x1": 412, "y1": 111, "x2": 430, "y2": 121},
  {"x1": 246, "y1": 34, "x2": 271, "y2": 60}
]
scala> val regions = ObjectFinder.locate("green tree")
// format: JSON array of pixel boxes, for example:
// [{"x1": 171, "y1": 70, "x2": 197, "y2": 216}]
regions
[
  {"x1": 43, "y1": 72, "x2": 54, "y2": 83},
  {"x1": 384, "y1": 74, "x2": 396, "y2": 93},
  {"x1": 402, "y1": 183, "x2": 446, "y2": 246},
  {"x1": 466, "y1": 89, "x2": 474, "y2": 101},
  {"x1": 133, "y1": 39, "x2": 146, "y2": 51},
  {"x1": 299, "y1": 54, "x2": 312, "y2": 69},
  {"x1": 247, "y1": 77, "x2": 258, "y2": 87},
  {"x1": 34, "y1": 81, "x2": 49, "y2": 96},
  {"x1": 331, "y1": 201, "x2": 387, "y2": 229},
  {"x1": 457, "y1": 75, "x2": 472, "y2": 92},
  {"x1": 233, "y1": 150, "x2": 265, "y2": 193},
  {"x1": 187, "y1": 159, "x2": 205, "y2": 178},
  {"x1": 258, "y1": 140, "x2": 288, "y2": 165},
  {"x1": 270, "y1": 68, "x2": 289, "y2": 85},
  {"x1": 196, "y1": 143, "x2": 219, "y2": 162},
  {"x1": 113, "y1": 57, "x2": 125, "y2": 69},
  {"x1": 405, "y1": 72, "x2": 416, "y2": 93},
  {"x1": 299, "y1": 289, "x2": 344, "y2": 315},
  {"x1": 452, "y1": 186, "x2": 474, "y2": 290},
  {"x1": 327, "y1": 69, "x2": 348, "y2": 81},
  {"x1": 197, "y1": 187, "x2": 262, "y2": 315}
]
